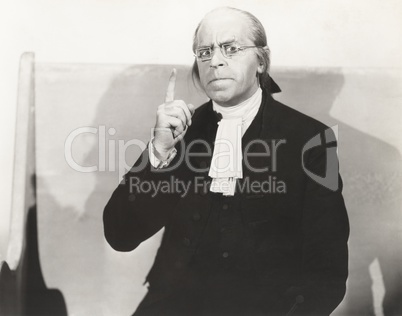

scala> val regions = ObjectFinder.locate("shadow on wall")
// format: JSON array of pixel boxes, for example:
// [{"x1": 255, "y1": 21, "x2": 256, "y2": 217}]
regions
[{"x1": 274, "y1": 69, "x2": 402, "y2": 315}]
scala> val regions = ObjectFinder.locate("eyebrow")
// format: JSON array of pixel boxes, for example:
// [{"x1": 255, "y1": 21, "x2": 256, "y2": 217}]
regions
[
  {"x1": 217, "y1": 37, "x2": 236, "y2": 46},
  {"x1": 197, "y1": 36, "x2": 236, "y2": 48},
  {"x1": 197, "y1": 44, "x2": 212, "y2": 49}
]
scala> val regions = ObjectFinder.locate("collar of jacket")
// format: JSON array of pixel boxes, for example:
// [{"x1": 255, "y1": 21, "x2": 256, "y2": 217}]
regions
[
  {"x1": 269, "y1": 75, "x2": 281, "y2": 94},
  {"x1": 259, "y1": 88, "x2": 276, "y2": 138}
]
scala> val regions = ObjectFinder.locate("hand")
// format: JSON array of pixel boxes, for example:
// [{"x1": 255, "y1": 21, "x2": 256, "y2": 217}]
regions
[{"x1": 153, "y1": 68, "x2": 195, "y2": 159}]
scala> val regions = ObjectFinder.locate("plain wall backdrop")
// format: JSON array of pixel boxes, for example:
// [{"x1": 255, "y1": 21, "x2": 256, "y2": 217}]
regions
[{"x1": 0, "y1": 0, "x2": 401, "y2": 271}]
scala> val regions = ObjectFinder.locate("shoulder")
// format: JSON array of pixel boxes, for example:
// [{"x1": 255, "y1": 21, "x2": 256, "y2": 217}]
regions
[
  {"x1": 191, "y1": 101, "x2": 212, "y2": 124},
  {"x1": 168, "y1": 99, "x2": 214, "y2": 149},
  {"x1": 267, "y1": 96, "x2": 332, "y2": 140},
  {"x1": 184, "y1": 100, "x2": 215, "y2": 138}
]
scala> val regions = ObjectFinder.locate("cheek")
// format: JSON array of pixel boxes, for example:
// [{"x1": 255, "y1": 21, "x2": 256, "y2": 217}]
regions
[
  {"x1": 242, "y1": 65, "x2": 258, "y2": 85},
  {"x1": 197, "y1": 63, "x2": 208, "y2": 82}
]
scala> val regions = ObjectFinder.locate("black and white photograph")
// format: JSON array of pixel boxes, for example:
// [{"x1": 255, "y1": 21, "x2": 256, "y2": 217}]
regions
[{"x1": 0, "y1": 1, "x2": 401, "y2": 315}]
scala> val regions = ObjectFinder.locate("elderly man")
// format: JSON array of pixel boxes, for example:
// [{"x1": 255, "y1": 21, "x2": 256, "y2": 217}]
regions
[{"x1": 103, "y1": 7, "x2": 349, "y2": 316}]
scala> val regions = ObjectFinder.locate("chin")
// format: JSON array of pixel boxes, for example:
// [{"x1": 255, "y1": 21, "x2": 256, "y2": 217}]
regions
[{"x1": 207, "y1": 91, "x2": 235, "y2": 107}]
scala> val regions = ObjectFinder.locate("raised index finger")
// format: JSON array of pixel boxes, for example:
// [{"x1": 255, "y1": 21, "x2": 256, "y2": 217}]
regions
[{"x1": 165, "y1": 68, "x2": 177, "y2": 103}]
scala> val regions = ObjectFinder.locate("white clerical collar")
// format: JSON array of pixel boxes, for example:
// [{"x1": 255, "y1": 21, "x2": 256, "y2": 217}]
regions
[
  {"x1": 212, "y1": 87, "x2": 262, "y2": 135},
  {"x1": 212, "y1": 87, "x2": 262, "y2": 118},
  {"x1": 209, "y1": 87, "x2": 263, "y2": 196}
]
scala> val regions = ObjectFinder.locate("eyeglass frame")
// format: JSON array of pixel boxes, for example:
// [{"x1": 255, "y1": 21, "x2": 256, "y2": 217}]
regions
[{"x1": 194, "y1": 41, "x2": 265, "y2": 62}]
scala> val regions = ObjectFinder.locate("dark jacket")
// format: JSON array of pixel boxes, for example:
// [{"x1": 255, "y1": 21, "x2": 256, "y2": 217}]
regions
[{"x1": 103, "y1": 89, "x2": 349, "y2": 316}]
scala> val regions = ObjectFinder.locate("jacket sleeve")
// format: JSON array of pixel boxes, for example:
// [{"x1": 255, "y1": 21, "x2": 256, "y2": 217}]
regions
[
  {"x1": 103, "y1": 144, "x2": 184, "y2": 252},
  {"x1": 286, "y1": 129, "x2": 350, "y2": 315}
]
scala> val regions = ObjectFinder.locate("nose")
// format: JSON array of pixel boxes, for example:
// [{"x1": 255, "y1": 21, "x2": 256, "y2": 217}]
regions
[{"x1": 209, "y1": 46, "x2": 226, "y2": 68}]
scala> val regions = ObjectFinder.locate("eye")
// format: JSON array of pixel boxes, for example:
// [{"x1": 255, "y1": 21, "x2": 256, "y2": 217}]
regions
[
  {"x1": 197, "y1": 48, "x2": 211, "y2": 59},
  {"x1": 224, "y1": 44, "x2": 239, "y2": 55}
]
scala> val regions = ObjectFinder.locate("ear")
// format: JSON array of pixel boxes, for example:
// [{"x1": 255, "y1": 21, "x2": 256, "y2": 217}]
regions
[{"x1": 257, "y1": 62, "x2": 265, "y2": 74}]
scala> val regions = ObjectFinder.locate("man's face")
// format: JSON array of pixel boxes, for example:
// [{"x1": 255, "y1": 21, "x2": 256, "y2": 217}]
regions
[{"x1": 196, "y1": 12, "x2": 262, "y2": 107}]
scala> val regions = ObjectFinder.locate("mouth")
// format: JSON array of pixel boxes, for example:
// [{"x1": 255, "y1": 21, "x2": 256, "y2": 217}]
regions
[{"x1": 208, "y1": 78, "x2": 233, "y2": 84}]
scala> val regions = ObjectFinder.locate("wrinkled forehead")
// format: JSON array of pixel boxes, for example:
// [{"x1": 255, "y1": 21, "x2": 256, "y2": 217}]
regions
[{"x1": 196, "y1": 11, "x2": 253, "y2": 47}]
